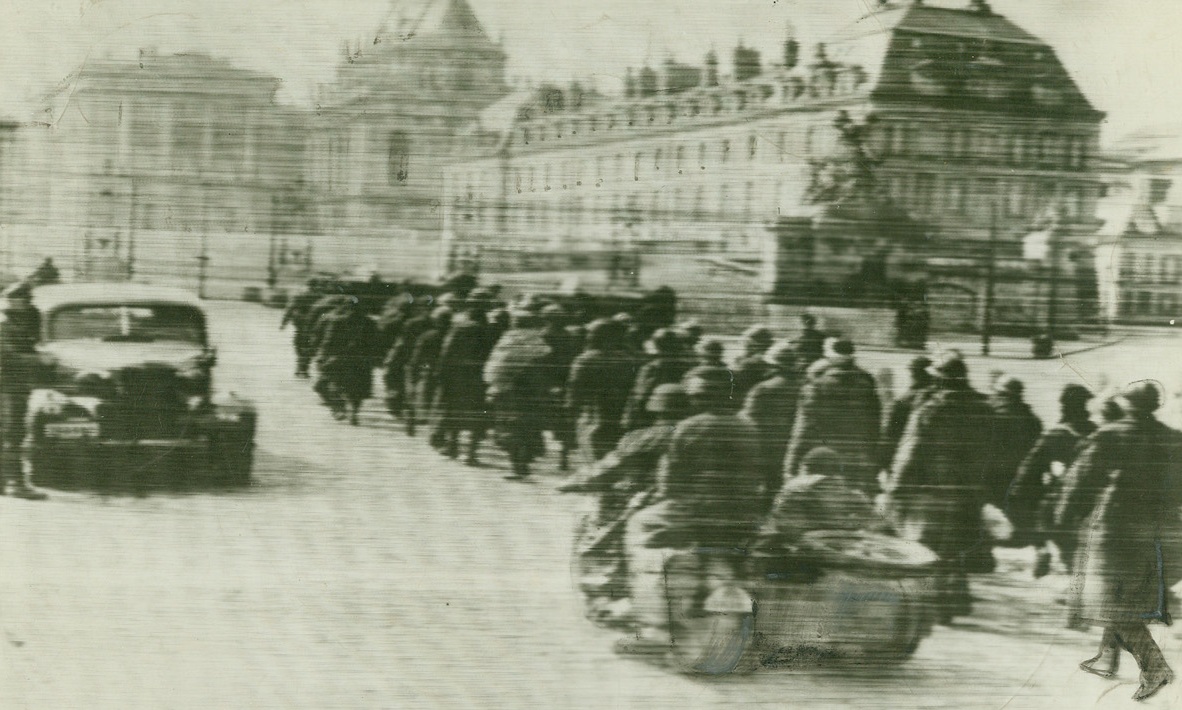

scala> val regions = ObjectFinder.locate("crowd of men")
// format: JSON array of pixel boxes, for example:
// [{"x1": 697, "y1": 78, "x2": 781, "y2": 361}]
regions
[{"x1": 283, "y1": 280, "x2": 1182, "y2": 702}]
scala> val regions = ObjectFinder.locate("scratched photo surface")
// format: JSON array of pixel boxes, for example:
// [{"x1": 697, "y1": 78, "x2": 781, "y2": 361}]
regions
[{"x1": 2, "y1": 1, "x2": 1182, "y2": 708}]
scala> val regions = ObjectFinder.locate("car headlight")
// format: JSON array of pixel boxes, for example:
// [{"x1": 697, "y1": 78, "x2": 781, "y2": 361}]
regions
[
  {"x1": 29, "y1": 390, "x2": 100, "y2": 419},
  {"x1": 29, "y1": 389, "x2": 72, "y2": 417},
  {"x1": 214, "y1": 409, "x2": 242, "y2": 423}
]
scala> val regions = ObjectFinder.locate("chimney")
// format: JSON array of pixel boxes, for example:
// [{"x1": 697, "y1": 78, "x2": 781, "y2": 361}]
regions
[{"x1": 704, "y1": 50, "x2": 719, "y2": 87}]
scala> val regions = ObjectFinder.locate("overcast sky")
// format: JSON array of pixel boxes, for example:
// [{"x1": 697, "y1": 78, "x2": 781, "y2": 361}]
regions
[{"x1": 2, "y1": 0, "x2": 1180, "y2": 141}]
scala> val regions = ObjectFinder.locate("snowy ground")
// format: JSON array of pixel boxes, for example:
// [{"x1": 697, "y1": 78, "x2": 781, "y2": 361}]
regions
[{"x1": 1, "y1": 301, "x2": 1180, "y2": 709}]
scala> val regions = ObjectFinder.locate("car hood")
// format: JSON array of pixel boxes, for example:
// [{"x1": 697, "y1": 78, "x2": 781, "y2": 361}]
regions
[{"x1": 38, "y1": 340, "x2": 210, "y2": 376}]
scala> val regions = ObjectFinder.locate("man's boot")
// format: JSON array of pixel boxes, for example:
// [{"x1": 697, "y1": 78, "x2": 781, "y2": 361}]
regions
[
  {"x1": 3, "y1": 449, "x2": 46, "y2": 501},
  {"x1": 505, "y1": 454, "x2": 530, "y2": 481},
  {"x1": 1080, "y1": 629, "x2": 1120, "y2": 679},
  {"x1": 464, "y1": 435, "x2": 480, "y2": 467}
]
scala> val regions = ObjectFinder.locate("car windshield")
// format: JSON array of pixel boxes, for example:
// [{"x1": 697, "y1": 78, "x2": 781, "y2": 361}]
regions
[{"x1": 47, "y1": 304, "x2": 206, "y2": 344}]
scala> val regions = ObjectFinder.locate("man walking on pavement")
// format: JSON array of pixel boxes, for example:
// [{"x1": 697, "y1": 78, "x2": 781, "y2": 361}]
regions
[
  {"x1": 783, "y1": 337, "x2": 881, "y2": 493},
  {"x1": 880, "y1": 355, "x2": 933, "y2": 470},
  {"x1": 984, "y1": 376, "x2": 1043, "y2": 510},
  {"x1": 0, "y1": 282, "x2": 48, "y2": 500},
  {"x1": 792, "y1": 313, "x2": 826, "y2": 373},
  {"x1": 280, "y1": 282, "x2": 322, "y2": 378},
  {"x1": 730, "y1": 325, "x2": 777, "y2": 406},
  {"x1": 739, "y1": 340, "x2": 801, "y2": 509},
  {"x1": 430, "y1": 293, "x2": 496, "y2": 464},
  {"x1": 1056, "y1": 381, "x2": 1182, "y2": 701},
  {"x1": 1007, "y1": 383, "x2": 1096, "y2": 578},
  {"x1": 889, "y1": 353, "x2": 994, "y2": 624},
  {"x1": 567, "y1": 319, "x2": 636, "y2": 467}
]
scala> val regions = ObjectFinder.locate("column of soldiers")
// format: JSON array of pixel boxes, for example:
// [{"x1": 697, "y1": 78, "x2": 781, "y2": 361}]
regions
[{"x1": 283, "y1": 286, "x2": 1182, "y2": 702}]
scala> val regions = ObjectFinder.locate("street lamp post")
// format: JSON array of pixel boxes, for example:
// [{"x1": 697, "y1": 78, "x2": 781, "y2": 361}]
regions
[
  {"x1": 126, "y1": 178, "x2": 138, "y2": 280},
  {"x1": 198, "y1": 185, "x2": 210, "y2": 299},
  {"x1": 981, "y1": 203, "x2": 999, "y2": 356},
  {"x1": 1046, "y1": 220, "x2": 1061, "y2": 339}
]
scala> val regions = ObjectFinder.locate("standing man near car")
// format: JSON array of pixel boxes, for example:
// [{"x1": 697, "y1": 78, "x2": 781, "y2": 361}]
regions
[{"x1": 0, "y1": 282, "x2": 47, "y2": 500}]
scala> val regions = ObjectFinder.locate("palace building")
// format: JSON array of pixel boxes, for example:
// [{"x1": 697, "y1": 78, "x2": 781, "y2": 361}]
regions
[
  {"x1": 442, "y1": 0, "x2": 1106, "y2": 331},
  {"x1": 8, "y1": 51, "x2": 311, "y2": 289},
  {"x1": 5, "y1": 0, "x2": 511, "y2": 290},
  {"x1": 307, "y1": 0, "x2": 510, "y2": 241}
]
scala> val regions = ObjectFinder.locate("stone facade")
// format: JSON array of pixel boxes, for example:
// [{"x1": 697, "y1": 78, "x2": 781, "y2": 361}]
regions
[
  {"x1": 1094, "y1": 173, "x2": 1182, "y2": 326},
  {"x1": 308, "y1": 0, "x2": 510, "y2": 242},
  {"x1": 3, "y1": 0, "x2": 510, "y2": 291},
  {"x1": 5, "y1": 51, "x2": 312, "y2": 292},
  {"x1": 442, "y1": 0, "x2": 1106, "y2": 331}
]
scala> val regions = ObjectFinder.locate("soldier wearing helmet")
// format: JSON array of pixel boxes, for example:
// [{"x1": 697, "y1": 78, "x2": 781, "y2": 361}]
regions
[
  {"x1": 1008, "y1": 383, "x2": 1096, "y2": 578},
  {"x1": 1056, "y1": 380, "x2": 1182, "y2": 701}
]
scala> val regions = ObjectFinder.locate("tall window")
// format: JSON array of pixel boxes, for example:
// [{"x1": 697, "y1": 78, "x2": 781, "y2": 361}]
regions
[
  {"x1": 388, "y1": 132, "x2": 410, "y2": 185},
  {"x1": 890, "y1": 123, "x2": 908, "y2": 156},
  {"x1": 1006, "y1": 180, "x2": 1025, "y2": 217},
  {"x1": 748, "y1": 134, "x2": 758, "y2": 160},
  {"x1": 914, "y1": 173, "x2": 937, "y2": 214},
  {"x1": 946, "y1": 178, "x2": 967, "y2": 214}
]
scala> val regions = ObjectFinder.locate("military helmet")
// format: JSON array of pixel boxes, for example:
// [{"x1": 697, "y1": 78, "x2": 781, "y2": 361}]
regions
[{"x1": 1121, "y1": 380, "x2": 1163, "y2": 413}]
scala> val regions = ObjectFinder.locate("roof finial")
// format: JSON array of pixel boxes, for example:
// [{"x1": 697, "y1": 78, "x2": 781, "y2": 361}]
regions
[{"x1": 970, "y1": 0, "x2": 992, "y2": 14}]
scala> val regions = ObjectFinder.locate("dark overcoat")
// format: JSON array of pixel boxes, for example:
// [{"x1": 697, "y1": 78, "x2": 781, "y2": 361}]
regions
[
  {"x1": 1055, "y1": 415, "x2": 1182, "y2": 627},
  {"x1": 431, "y1": 315, "x2": 497, "y2": 434},
  {"x1": 483, "y1": 327, "x2": 552, "y2": 463},
  {"x1": 628, "y1": 412, "x2": 763, "y2": 551},
  {"x1": 880, "y1": 385, "x2": 932, "y2": 469},
  {"x1": 316, "y1": 310, "x2": 379, "y2": 402},
  {"x1": 984, "y1": 394, "x2": 1044, "y2": 508},
  {"x1": 730, "y1": 354, "x2": 776, "y2": 405},
  {"x1": 740, "y1": 372, "x2": 800, "y2": 502},
  {"x1": 567, "y1": 348, "x2": 636, "y2": 463},
  {"x1": 621, "y1": 357, "x2": 691, "y2": 433},
  {"x1": 890, "y1": 383, "x2": 995, "y2": 561},
  {"x1": 783, "y1": 356, "x2": 882, "y2": 490},
  {"x1": 1005, "y1": 418, "x2": 1095, "y2": 546}
]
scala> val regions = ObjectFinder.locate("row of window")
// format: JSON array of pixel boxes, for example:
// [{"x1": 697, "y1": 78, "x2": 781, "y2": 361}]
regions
[
  {"x1": 1120, "y1": 290, "x2": 1180, "y2": 318},
  {"x1": 456, "y1": 181, "x2": 771, "y2": 229},
  {"x1": 878, "y1": 124, "x2": 1092, "y2": 170},
  {"x1": 516, "y1": 70, "x2": 863, "y2": 146},
  {"x1": 460, "y1": 125, "x2": 1091, "y2": 199},
  {"x1": 461, "y1": 133, "x2": 809, "y2": 197},
  {"x1": 1120, "y1": 253, "x2": 1182, "y2": 284},
  {"x1": 887, "y1": 173, "x2": 1090, "y2": 220},
  {"x1": 456, "y1": 170, "x2": 1089, "y2": 228}
]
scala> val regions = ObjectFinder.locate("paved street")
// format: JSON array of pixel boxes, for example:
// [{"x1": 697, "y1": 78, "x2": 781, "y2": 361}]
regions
[{"x1": 2, "y1": 301, "x2": 1181, "y2": 709}]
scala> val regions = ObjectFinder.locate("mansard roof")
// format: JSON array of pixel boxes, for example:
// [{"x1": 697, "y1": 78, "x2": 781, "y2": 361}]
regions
[
  {"x1": 44, "y1": 52, "x2": 283, "y2": 103},
  {"x1": 827, "y1": 1, "x2": 1102, "y2": 120},
  {"x1": 374, "y1": 0, "x2": 498, "y2": 48}
]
